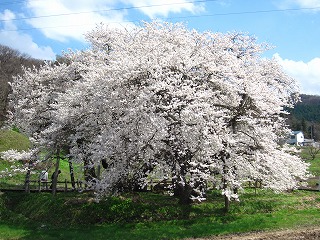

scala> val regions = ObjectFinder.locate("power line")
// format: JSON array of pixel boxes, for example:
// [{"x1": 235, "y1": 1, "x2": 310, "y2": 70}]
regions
[
  {"x1": 0, "y1": 0, "x2": 216, "y2": 22},
  {"x1": 1, "y1": 6, "x2": 319, "y2": 33}
]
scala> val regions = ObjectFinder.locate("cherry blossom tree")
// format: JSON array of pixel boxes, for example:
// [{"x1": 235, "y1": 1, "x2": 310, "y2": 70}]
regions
[{"x1": 4, "y1": 21, "x2": 309, "y2": 206}]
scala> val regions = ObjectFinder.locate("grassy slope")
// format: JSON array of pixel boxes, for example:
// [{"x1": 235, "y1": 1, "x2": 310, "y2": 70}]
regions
[{"x1": 0, "y1": 129, "x2": 30, "y2": 152}]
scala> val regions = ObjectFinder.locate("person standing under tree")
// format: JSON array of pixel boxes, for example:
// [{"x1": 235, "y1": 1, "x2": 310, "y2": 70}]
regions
[{"x1": 39, "y1": 170, "x2": 48, "y2": 190}]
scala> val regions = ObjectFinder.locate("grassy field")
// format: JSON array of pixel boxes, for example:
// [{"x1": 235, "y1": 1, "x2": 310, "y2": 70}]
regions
[
  {"x1": 0, "y1": 130, "x2": 320, "y2": 239},
  {"x1": 306, "y1": 155, "x2": 320, "y2": 176}
]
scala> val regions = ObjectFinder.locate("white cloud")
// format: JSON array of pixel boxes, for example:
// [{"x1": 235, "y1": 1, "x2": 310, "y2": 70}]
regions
[
  {"x1": 0, "y1": 9, "x2": 16, "y2": 30},
  {"x1": 24, "y1": 0, "x2": 133, "y2": 42},
  {"x1": 293, "y1": 0, "x2": 320, "y2": 8},
  {"x1": 0, "y1": 0, "x2": 204, "y2": 59},
  {"x1": 121, "y1": 0, "x2": 205, "y2": 18},
  {"x1": 274, "y1": 53, "x2": 320, "y2": 95},
  {"x1": 23, "y1": 0, "x2": 204, "y2": 42},
  {"x1": 276, "y1": 0, "x2": 320, "y2": 11},
  {"x1": 0, "y1": 10, "x2": 56, "y2": 60}
]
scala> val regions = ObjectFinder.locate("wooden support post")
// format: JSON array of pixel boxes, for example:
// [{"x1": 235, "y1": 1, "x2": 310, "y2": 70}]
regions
[
  {"x1": 52, "y1": 148, "x2": 61, "y2": 196},
  {"x1": 25, "y1": 180, "x2": 30, "y2": 193},
  {"x1": 24, "y1": 162, "x2": 32, "y2": 193},
  {"x1": 254, "y1": 180, "x2": 258, "y2": 195}
]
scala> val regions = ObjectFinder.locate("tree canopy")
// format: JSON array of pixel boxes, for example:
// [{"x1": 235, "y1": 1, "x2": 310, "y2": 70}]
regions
[{"x1": 4, "y1": 21, "x2": 309, "y2": 205}]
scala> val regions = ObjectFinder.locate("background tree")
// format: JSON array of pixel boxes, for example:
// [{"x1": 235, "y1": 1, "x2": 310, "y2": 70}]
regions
[{"x1": 307, "y1": 145, "x2": 320, "y2": 160}]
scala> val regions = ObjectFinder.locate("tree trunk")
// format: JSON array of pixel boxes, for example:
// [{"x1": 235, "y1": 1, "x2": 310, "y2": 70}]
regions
[
  {"x1": 224, "y1": 194, "x2": 230, "y2": 212},
  {"x1": 221, "y1": 150, "x2": 230, "y2": 212},
  {"x1": 176, "y1": 186, "x2": 192, "y2": 204},
  {"x1": 51, "y1": 148, "x2": 60, "y2": 196},
  {"x1": 84, "y1": 159, "x2": 97, "y2": 188},
  {"x1": 68, "y1": 159, "x2": 75, "y2": 189},
  {"x1": 173, "y1": 179, "x2": 193, "y2": 205}
]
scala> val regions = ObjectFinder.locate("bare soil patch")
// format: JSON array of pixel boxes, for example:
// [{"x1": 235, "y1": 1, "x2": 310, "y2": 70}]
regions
[{"x1": 186, "y1": 227, "x2": 320, "y2": 240}]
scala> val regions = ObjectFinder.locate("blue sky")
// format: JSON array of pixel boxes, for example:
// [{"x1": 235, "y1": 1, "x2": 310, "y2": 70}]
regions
[{"x1": 0, "y1": 0, "x2": 319, "y2": 95}]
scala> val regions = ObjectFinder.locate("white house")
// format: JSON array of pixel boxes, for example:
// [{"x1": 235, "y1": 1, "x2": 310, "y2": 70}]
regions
[{"x1": 287, "y1": 131, "x2": 305, "y2": 146}]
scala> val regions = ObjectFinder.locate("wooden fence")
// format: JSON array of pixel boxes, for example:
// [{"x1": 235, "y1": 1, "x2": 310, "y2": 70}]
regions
[
  {"x1": 1, "y1": 176, "x2": 319, "y2": 193},
  {"x1": 28, "y1": 179, "x2": 85, "y2": 193}
]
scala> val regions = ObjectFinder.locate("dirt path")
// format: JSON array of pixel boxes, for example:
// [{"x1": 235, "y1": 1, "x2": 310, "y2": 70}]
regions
[{"x1": 186, "y1": 227, "x2": 320, "y2": 240}]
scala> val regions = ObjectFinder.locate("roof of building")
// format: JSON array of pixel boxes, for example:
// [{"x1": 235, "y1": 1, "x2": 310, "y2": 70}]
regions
[{"x1": 291, "y1": 131, "x2": 303, "y2": 135}]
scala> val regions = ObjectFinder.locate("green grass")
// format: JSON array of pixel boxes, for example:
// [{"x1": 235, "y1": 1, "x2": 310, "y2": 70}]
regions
[
  {"x1": 307, "y1": 157, "x2": 320, "y2": 176},
  {"x1": 300, "y1": 146, "x2": 320, "y2": 175},
  {"x1": 0, "y1": 189, "x2": 319, "y2": 240}
]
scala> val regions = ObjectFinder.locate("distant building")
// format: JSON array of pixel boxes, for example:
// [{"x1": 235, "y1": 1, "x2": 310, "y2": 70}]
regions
[
  {"x1": 287, "y1": 131, "x2": 315, "y2": 146},
  {"x1": 287, "y1": 131, "x2": 305, "y2": 146},
  {"x1": 303, "y1": 138, "x2": 316, "y2": 146}
]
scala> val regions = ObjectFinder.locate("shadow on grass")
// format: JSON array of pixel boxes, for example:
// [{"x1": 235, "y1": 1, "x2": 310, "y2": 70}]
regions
[
  {"x1": 1, "y1": 208, "x2": 320, "y2": 240},
  {"x1": 1, "y1": 190, "x2": 320, "y2": 240}
]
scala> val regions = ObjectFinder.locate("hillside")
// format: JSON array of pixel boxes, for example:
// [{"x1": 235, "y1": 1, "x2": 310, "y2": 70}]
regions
[
  {"x1": 287, "y1": 94, "x2": 320, "y2": 140},
  {"x1": 291, "y1": 95, "x2": 320, "y2": 122},
  {"x1": 0, "y1": 45, "x2": 43, "y2": 126}
]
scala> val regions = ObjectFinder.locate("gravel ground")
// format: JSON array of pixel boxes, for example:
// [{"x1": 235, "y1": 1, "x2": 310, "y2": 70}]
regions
[{"x1": 185, "y1": 227, "x2": 320, "y2": 240}]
